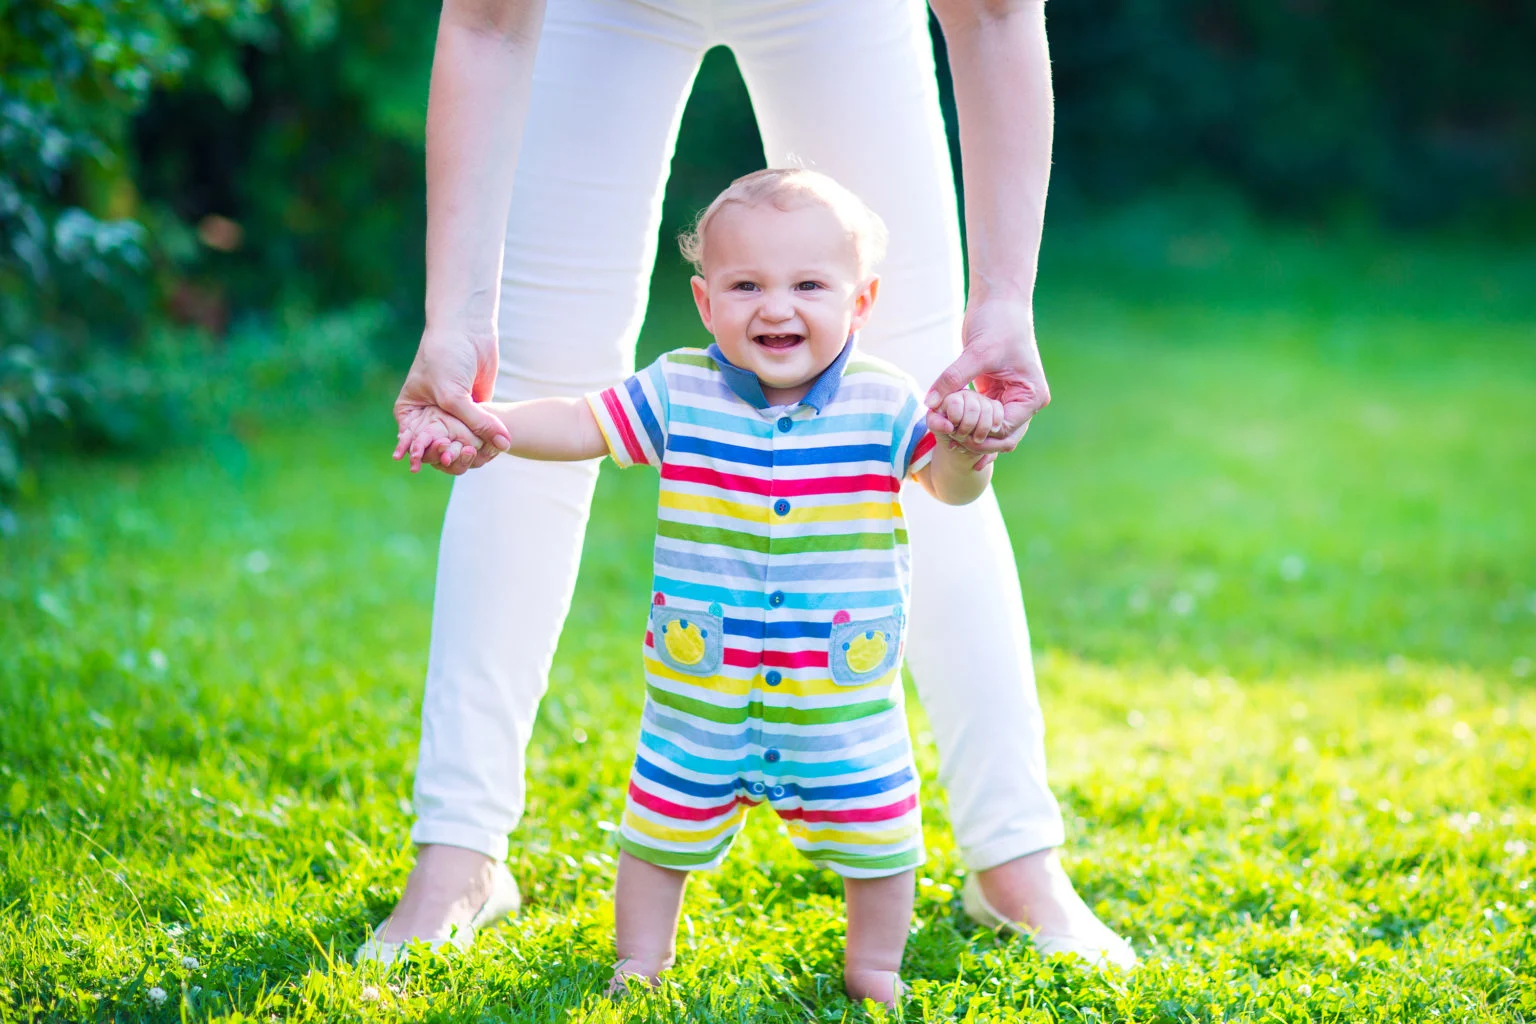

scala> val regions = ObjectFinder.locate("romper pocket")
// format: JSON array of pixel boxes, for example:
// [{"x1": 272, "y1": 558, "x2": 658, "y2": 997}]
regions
[
  {"x1": 829, "y1": 610, "x2": 903, "y2": 687},
  {"x1": 650, "y1": 600, "x2": 725, "y2": 676}
]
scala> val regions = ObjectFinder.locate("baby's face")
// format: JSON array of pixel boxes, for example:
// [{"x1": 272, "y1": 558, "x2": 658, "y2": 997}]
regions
[{"x1": 690, "y1": 202, "x2": 878, "y2": 404}]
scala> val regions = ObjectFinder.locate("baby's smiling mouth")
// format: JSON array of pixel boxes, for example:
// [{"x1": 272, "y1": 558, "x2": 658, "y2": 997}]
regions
[{"x1": 754, "y1": 333, "x2": 804, "y2": 350}]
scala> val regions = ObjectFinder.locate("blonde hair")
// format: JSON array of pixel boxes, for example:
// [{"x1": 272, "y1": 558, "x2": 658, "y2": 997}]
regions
[{"x1": 678, "y1": 168, "x2": 889, "y2": 277}]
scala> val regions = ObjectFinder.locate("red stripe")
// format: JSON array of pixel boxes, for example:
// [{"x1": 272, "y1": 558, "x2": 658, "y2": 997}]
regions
[
  {"x1": 602, "y1": 388, "x2": 646, "y2": 465},
  {"x1": 720, "y1": 648, "x2": 830, "y2": 669},
  {"x1": 763, "y1": 649, "x2": 829, "y2": 669},
  {"x1": 775, "y1": 792, "x2": 918, "y2": 824},
  {"x1": 662, "y1": 463, "x2": 899, "y2": 496},
  {"x1": 773, "y1": 473, "x2": 901, "y2": 497},
  {"x1": 629, "y1": 781, "x2": 756, "y2": 821},
  {"x1": 722, "y1": 647, "x2": 758, "y2": 668},
  {"x1": 662, "y1": 463, "x2": 770, "y2": 495},
  {"x1": 910, "y1": 432, "x2": 937, "y2": 467}
]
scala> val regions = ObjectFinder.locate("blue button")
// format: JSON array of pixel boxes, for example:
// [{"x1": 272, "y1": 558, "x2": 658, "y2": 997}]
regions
[
  {"x1": 769, "y1": 591, "x2": 785, "y2": 608},
  {"x1": 777, "y1": 416, "x2": 793, "y2": 433},
  {"x1": 765, "y1": 670, "x2": 782, "y2": 687},
  {"x1": 749, "y1": 781, "x2": 766, "y2": 795},
  {"x1": 773, "y1": 499, "x2": 790, "y2": 516},
  {"x1": 764, "y1": 749, "x2": 781, "y2": 764},
  {"x1": 769, "y1": 785, "x2": 786, "y2": 800}
]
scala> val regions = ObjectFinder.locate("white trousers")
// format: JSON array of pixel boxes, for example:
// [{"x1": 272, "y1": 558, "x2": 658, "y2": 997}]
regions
[{"x1": 411, "y1": 0, "x2": 1065, "y2": 871}]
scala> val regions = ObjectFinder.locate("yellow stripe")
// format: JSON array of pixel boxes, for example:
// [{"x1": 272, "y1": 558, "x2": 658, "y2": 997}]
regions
[
  {"x1": 786, "y1": 822, "x2": 918, "y2": 847},
  {"x1": 658, "y1": 490, "x2": 896, "y2": 524},
  {"x1": 658, "y1": 491, "x2": 767, "y2": 523},
  {"x1": 584, "y1": 394, "x2": 625, "y2": 464},
  {"x1": 624, "y1": 804, "x2": 747, "y2": 844}
]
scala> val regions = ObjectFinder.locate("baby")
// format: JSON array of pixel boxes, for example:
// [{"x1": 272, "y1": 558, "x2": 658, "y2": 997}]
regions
[{"x1": 396, "y1": 168, "x2": 1004, "y2": 1005}]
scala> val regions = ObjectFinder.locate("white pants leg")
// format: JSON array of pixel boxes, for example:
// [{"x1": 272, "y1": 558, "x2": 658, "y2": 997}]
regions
[
  {"x1": 410, "y1": 0, "x2": 708, "y2": 860},
  {"x1": 726, "y1": 0, "x2": 1065, "y2": 868}
]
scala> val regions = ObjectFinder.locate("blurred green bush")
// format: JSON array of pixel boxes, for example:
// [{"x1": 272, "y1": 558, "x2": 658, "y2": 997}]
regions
[{"x1": 1, "y1": 0, "x2": 1532, "y2": 515}]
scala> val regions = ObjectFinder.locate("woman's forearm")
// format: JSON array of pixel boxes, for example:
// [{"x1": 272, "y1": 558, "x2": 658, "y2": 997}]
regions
[
  {"x1": 930, "y1": 0, "x2": 1054, "y2": 304},
  {"x1": 423, "y1": 0, "x2": 547, "y2": 334}
]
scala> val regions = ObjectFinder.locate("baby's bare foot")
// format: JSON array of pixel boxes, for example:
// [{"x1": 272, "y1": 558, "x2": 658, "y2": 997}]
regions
[
  {"x1": 607, "y1": 961, "x2": 665, "y2": 999},
  {"x1": 844, "y1": 968, "x2": 904, "y2": 1007}
]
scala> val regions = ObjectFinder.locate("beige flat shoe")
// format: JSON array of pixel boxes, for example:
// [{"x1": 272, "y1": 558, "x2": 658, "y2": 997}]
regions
[
  {"x1": 961, "y1": 873, "x2": 1137, "y2": 970},
  {"x1": 353, "y1": 861, "x2": 521, "y2": 967}
]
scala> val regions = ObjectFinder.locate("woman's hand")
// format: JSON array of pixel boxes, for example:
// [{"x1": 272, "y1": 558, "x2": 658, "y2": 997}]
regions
[
  {"x1": 924, "y1": 294, "x2": 1050, "y2": 469},
  {"x1": 392, "y1": 325, "x2": 511, "y2": 475}
]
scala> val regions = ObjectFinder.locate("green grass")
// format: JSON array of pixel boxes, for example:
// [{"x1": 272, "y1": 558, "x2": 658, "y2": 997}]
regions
[{"x1": 3, "y1": 215, "x2": 1534, "y2": 1022}]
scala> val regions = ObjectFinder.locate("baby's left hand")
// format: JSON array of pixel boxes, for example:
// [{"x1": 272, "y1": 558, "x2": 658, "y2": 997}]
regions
[
  {"x1": 928, "y1": 389, "x2": 1008, "y2": 467},
  {"x1": 394, "y1": 405, "x2": 480, "y2": 474}
]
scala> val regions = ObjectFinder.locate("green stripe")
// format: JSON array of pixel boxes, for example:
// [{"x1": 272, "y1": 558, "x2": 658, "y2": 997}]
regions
[
  {"x1": 658, "y1": 520, "x2": 896, "y2": 554},
  {"x1": 646, "y1": 684, "x2": 897, "y2": 726},
  {"x1": 776, "y1": 531, "x2": 894, "y2": 554},
  {"x1": 807, "y1": 848, "x2": 925, "y2": 871},
  {"x1": 669, "y1": 352, "x2": 718, "y2": 371},
  {"x1": 618, "y1": 833, "x2": 735, "y2": 869},
  {"x1": 659, "y1": 520, "x2": 768, "y2": 553}
]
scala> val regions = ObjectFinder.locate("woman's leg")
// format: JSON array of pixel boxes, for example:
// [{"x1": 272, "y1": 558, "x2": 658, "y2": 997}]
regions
[
  {"x1": 380, "y1": 0, "x2": 709, "y2": 942},
  {"x1": 726, "y1": 0, "x2": 1120, "y2": 940}
]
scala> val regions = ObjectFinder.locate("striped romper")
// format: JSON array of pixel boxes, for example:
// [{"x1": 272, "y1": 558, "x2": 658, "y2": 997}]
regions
[{"x1": 585, "y1": 339, "x2": 937, "y2": 879}]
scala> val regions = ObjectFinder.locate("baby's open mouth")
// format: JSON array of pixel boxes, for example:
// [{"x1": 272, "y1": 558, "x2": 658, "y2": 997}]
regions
[{"x1": 754, "y1": 333, "x2": 804, "y2": 350}]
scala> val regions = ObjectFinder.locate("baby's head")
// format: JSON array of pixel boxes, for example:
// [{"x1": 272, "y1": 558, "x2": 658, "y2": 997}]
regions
[{"x1": 681, "y1": 169, "x2": 888, "y2": 403}]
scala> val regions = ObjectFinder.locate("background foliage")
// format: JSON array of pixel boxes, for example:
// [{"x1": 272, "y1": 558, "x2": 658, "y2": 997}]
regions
[{"x1": 1, "y1": 0, "x2": 1534, "y2": 512}]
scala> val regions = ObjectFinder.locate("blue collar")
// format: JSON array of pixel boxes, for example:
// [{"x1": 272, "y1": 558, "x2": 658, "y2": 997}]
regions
[{"x1": 705, "y1": 335, "x2": 854, "y2": 413}]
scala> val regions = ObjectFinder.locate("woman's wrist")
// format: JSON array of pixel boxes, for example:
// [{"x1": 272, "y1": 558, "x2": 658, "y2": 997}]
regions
[{"x1": 966, "y1": 271, "x2": 1036, "y2": 310}]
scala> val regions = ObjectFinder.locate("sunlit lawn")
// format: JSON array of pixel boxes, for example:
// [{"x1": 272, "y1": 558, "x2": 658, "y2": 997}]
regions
[{"x1": 3, "y1": 214, "x2": 1534, "y2": 1021}]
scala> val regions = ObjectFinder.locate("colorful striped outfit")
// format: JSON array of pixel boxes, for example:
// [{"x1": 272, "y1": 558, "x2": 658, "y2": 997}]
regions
[{"x1": 585, "y1": 338, "x2": 937, "y2": 879}]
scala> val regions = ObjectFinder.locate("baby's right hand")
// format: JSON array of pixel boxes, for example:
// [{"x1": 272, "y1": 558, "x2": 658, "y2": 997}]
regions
[
  {"x1": 394, "y1": 405, "x2": 481, "y2": 474},
  {"x1": 932, "y1": 389, "x2": 1007, "y2": 451}
]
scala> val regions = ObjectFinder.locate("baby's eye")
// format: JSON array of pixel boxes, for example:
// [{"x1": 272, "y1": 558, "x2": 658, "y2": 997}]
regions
[
  {"x1": 794, "y1": 281, "x2": 824, "y2": 291},
  {"x1": 731, "y1": 281, "x2": 759, "y2": 292}
]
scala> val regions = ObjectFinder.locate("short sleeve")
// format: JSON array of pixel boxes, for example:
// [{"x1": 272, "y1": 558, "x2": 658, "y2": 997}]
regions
[
  {"x1": 584, "y1": 357, "x2": 670, "y2": 469},
  {"x1": 892, "y1": 389, "x2": 937, "y2": 482}
]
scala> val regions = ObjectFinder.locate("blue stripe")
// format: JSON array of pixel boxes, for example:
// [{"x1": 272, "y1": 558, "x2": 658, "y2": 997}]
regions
[
  {"x1": 669, "y1": 404, "x2": 774, "y2": 438},
  {"x1": 668, "y1": 433, "x2": 772, "y2": 467},
  {"x1": 667, "y1": 432, "x2": 893, "y2": 469},
  {"x1": 902, "y1": 425, "x2": 929, "y2": 473},
  {"x1": 643, "y1": 706, "x2": 902, "y2": 752},
  {"x1": 633, "y1": 752, "x2": 736, "y2": 798},
  {"x1": 723, "y1": 617, "x2": 831, "y2": 640},
  {"x1": 626, "y1": 374, "x2": 666, "y2": 459},
  {"x1": 641, "y1": 732, "x2": 913, "y2": 780},
  {"x1": 634, "y1": 752, "x2": 916, "y2": 803},
  {"x1": 795, "y1": 764, "x2": 916, "y2": 802},
  {"x1": 774, "y1": 442, "x2": 894, "y2": 466},
  {"x1": 654, "y1": 577, "x2": 902, "y2": 612}
]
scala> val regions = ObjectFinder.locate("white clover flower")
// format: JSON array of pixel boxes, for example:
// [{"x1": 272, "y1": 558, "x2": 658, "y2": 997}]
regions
[
  {"x1": 181, "y1": 956, "x2": 199, "y2": 970},
  {"x1": 360, "y1": 985, "x2": 380, "y2": 1003},
  {"x1": 148, "y1": 986, "x2": 168, "y2": 1005}
]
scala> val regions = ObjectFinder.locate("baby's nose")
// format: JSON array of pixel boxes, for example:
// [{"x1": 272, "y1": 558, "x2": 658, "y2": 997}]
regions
[{"x1": 760, "y1": 294, "x2": 794, "y2": 319}]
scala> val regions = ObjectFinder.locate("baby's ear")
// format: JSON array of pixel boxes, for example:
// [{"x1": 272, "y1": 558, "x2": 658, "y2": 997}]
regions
[
  {"x1": 690, "y1": 275, "x2": 713, "y2": 331},
  {"x1": 850, "y1": 274, "x2": 881, "y2": 331}
]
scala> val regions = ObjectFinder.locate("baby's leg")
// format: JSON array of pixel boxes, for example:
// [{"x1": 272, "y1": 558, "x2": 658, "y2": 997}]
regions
[
  {"x1": 611, "y1": 851, "x2": 689, "y2": 992},
  {"x1": 842, "y1": 869, "x2": 916, "y2": 1006}
]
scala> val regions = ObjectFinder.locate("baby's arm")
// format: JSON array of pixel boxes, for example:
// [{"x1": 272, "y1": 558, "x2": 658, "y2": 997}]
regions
[
  {"x1": 914, "y1": 390, "x2": 1000, "y2": 505},
  {"x1": 398, "y1": 397, "x2": 607, "y2": 471}
]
